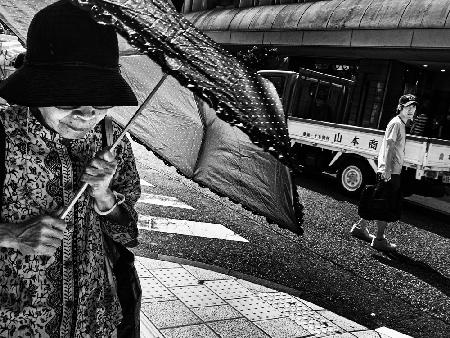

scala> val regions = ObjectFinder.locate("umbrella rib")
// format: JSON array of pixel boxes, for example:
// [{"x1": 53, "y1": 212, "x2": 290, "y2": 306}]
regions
[{"x1": 60, "y1": 73, "x2": 168, "y2": 219}]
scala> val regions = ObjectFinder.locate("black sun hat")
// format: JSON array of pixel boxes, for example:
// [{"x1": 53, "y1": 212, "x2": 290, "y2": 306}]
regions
[{"x1": 0, "y1": 0, "x2": 138, "y2": 107}]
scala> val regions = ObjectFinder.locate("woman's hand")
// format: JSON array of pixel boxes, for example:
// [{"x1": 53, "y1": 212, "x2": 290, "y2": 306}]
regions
[
  {"x1": 10, "y1": 213, "x2": 67, "y2": 256},
  {"x1": 81, "y1": 148, "x2": 118, "y2": 200}
]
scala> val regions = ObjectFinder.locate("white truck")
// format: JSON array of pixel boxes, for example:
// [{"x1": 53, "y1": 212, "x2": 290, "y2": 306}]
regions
[{"x1": 259, "y1": 70, "x2": 450, "y2": 197}]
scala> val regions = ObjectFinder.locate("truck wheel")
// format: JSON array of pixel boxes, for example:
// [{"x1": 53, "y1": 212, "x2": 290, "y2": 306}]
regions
[{"x1": 337, "y1": 161, "x2": 372, "y2": 196}]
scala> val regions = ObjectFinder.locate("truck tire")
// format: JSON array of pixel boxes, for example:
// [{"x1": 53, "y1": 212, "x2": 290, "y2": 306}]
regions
[{"x1": 337, "y1": 160, "x2": 373, "y2": 197}]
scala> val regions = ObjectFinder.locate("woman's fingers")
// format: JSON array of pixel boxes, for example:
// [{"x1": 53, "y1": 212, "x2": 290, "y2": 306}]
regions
[
  {"x1": 41, "y1": 236, "x2": 63, "y2": 249},
  {"x1": 97, "y1": 148, "x2": 116, "y2": 161},
  {"x1": 34, "y1": 244, "x2": 58, "y2": 256},
  {"x1": 89, "y1": 157, "x2": 117, "y2": 170},
  {"x1": 42, "y1": 216, "x2": 66, "y2": 231},
  {"x1": 84, "y1": 165, "x2": 116, "y2": 176},
  {"x1": 53, "y1": 207, "x2": 65, "y2": 218}
]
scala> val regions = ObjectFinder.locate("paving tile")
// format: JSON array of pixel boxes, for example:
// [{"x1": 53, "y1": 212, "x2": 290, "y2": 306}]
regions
[
  {"x1": 140, "y1": 311, "x2": 164, "y2": 338},
  {"x1": 318, "y1": 310, "x2": 367, "y2": 332},
  {"x1": 182, "y1": 265, "x2": 232, "y2": 281},
  {"x1": 136, "y1": 256, "x2": 182, "y2": 270},
  {"x1": 170, "y1": 285, "x2": 226, "y2": 307},
  {"x1": 290, "y1": 312, "x2": 345, "y2": 337},
  {"x1": 151, "y1": 268, "x2": 199, "y2": 287},
  {"x1": 227, "y1": 297, "x2": 285, "y2": 321},
  {"x1": 256, "y1": 296, "x2": 345, "y2": 337},
  {"x1": 192, "y1": 305, "x2": 243, "y2": 322},
  {"x1": 295, "y1": 297, "x2": 324, "y2": 311},
  {"x1": 141, "y1": 300, "x2": 202, "y2": 329},
  {"x1": 259, "y1": 292, "x2": 312, "y2": 315},
  {"x1": 208, "y1": 318, "x2": 270, "y2": 338},
  {"x1": 160, "y1": 324, "x2": 219, "y2": 338},
  {"x1": 352, "y1": 330, "x2": 391, "y2": 338},
  {"x1": 204, "y1": 279, "x2": 254, "y2": 299},
  {"x1": 140, "y1": 277, "x2": 177, "y2": 302},
  {"x1": 254, "y1": 317, "x2": 310, "y2": 338},
  {"x1": 325, "y1": 334, "x2": 358, "y2": 338},
  {"x1": 135, "y1": 260, "x2": 155, "y2": 278},
  {"x1": 237, "y1": 279, "x2": 277, "y2": 293}
]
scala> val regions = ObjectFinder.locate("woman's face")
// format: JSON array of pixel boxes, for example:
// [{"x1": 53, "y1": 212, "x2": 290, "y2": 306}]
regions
[{"x1": 38, "y1": 106, "x2": 110, "y2": 139}]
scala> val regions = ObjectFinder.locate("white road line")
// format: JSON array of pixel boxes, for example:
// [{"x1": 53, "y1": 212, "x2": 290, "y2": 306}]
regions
[
  {"x1": 140, "y1": 179, "x2": 155, "y2": 187},
  {"x1": 138, "y1": 215, "x2": 249, "y2": 242},
  {"x1": 138, "y1": 193, "x2": 195, "y2": 210},
  {"x1": 375, "y1": 327, "x2": 413, "y2": 338}
]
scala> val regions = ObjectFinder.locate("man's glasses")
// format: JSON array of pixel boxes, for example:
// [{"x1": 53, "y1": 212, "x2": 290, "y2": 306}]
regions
[{"x1": 55, "y1": 106, "x2": 113, "y2": 110}]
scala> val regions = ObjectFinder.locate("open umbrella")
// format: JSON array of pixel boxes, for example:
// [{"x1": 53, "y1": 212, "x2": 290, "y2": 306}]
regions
[
  {"x1": 0, "y1": 0, "x2": 304, "y2": 234},
  {"x1": 114, "y1": 55, "x2": 303, "y2": 233}
]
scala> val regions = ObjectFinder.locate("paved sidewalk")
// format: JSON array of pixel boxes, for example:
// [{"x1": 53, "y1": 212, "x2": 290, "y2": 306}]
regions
[{"x1": 135, "y1": 255, "x2": 411, "y2": 338}]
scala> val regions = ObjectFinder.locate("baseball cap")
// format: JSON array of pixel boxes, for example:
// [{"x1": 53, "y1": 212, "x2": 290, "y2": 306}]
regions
[{"x1": 398, "y1": 94, "x2": 418, "y2": 107}]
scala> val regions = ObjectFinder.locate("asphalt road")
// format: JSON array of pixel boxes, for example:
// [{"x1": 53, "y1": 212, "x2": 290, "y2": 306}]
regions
[{"x1": 129, "y1": 140, "x2": 450, "y2": 338}]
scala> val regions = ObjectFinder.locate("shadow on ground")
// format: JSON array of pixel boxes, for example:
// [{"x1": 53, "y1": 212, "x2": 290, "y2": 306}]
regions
[
  {"x1": 294, "y1": 173, "x2": 450, "y2": 238},
  {"x1": 373, "y1": 252, "x2": 450, "y2": 297}
]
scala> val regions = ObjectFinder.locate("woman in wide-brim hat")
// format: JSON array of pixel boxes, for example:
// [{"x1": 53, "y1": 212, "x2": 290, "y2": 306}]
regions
[{"x1": 0, "y1": 1, "x2": 141, "y2": 337}]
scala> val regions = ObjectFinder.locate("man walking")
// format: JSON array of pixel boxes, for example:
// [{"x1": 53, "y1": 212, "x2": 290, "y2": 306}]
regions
[{"x1": 350, "y1": 94, "x2": 417, "y2": 252}]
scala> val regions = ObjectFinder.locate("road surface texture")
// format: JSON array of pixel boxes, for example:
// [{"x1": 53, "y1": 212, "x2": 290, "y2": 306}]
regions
[{"x1": 129, "y1": 139, "x2": 450, "y2": 338}]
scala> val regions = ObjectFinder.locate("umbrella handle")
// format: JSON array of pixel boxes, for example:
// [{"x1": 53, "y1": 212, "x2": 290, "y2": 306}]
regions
[{"x1": 59, "y1": 74, "x2": 168, "y2": 219}]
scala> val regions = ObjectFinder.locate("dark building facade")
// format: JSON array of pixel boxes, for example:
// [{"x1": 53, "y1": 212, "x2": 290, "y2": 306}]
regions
[{"x1": 182, "y1": 0, "x2": 450, "y2": 140}]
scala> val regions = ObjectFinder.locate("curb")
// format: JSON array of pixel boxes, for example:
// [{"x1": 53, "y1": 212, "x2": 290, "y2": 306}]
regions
[{"x1": 143, "y1": 253, "x2": 307, "y2": 299}]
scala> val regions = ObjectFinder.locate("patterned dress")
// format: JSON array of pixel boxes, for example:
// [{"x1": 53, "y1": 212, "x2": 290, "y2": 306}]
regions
[{"x1": 0, "y1": 105, "x2": 141, "y2": 337}]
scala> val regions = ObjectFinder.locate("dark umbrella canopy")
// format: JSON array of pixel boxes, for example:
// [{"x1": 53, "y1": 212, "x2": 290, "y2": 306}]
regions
[
  {"x1": 0, "y1": 0, "x2": 304, "y2": 233},
  {"x1": 114, "y1": 55, "x2": 302, "y2": 233},
  {"x1": 69, "y1": 0, "x2": 292, "y2": 162}
]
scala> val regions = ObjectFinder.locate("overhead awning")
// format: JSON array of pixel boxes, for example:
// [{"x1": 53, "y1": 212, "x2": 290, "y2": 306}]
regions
[
  {"x1": 184, "y1": 0, "x2": 450, "y2": 58},
  {"x1": 0, "y1": 0, "x2": 137, "y2": 53}
]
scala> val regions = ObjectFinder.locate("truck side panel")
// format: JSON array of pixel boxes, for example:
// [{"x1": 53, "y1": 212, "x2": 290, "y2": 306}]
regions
[
  {"x1": 288, "y1": 117, "x2": 428, "y2": 169},
  {"x1": 426, "y1": 140, "x2": 450, "y2": 171}
]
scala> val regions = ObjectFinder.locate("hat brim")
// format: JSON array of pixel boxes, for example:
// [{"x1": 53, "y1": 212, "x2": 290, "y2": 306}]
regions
[
  {"x1": 0, "y1": 64, "x2": 138, "y2": 107},
  {"x1": 403, "y1": 101, "x2": 418, "y2": 107}
]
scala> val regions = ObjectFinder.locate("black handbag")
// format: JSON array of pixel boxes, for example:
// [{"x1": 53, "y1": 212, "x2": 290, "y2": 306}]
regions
[
  {"x1": 102, "y1": 117, "x2": 141, "y2": 338},
  {"x1": 358, "y1": 177, "x2": 402, "y2": 222},
  {"x1": 103, "y1": 235, "x2": 141, "y2": 338}
]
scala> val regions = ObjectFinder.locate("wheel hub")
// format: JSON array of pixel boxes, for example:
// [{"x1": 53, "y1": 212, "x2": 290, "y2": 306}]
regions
[{"x1": 341, "y1": 166, "x2": 363, "y2": 191}]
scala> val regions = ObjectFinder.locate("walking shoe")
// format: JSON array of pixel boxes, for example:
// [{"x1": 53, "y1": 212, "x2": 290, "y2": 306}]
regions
[
  {"x1": 350, "y1": 224, "x2": 374, "y2": 242},
  {"x1": 371, "y1": 238, "x2": 397, "y2": 252}
]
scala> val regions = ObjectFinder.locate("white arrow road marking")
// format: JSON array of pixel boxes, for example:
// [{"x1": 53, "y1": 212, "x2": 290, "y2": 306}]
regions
[
  {"x1": 138, "y1": 215, "x2": 249, "y2": 242},
  {"x1": 140, "y1": 179, "x2": 155, "y2": 187},
  {"x1": 138, "y1": 193, "x2": 195, "y2": 210}
]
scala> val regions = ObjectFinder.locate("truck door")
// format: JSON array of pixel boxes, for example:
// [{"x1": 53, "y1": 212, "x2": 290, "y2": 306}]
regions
[{"x1": 257, "y1": 70, "x2": 298, "y2": 120}]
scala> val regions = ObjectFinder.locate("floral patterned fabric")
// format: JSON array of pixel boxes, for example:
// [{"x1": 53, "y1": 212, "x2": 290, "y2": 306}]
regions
[{"x1": 0, "y1": 105, "x2": 141, "y2": 337}]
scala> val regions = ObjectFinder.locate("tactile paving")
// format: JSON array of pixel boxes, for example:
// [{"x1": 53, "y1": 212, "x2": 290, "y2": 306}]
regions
[
  {"x1": 227, "y1": 297, "x2": 284, "y2": 321},
  {"x1": 140, "y1": 277, "x2": 176, "y2": 302},
  {"x1": 204, "y1": 279, "x2": 254, "y2": 299},
  {"x1": 151, "y1": 268, "x2": 199, "y2": 287},
  {"x1": 289, "y1": 312, "x2": 344, "y2": 337},
  {"x1": 136, "y1": 256, "x2": 181, "y2": 270},
  {"x1": 258, "y1": 292, "x2": 343, "y2": 336},
  {"x1": 134, "y1": 260, "x2": 154, "y2": 278},
  {"x1": 170, "y1": 285, "x2": 226, "y2": 307},
  {"x1": 258, "y1": 292, "x2": 312, "y2": 315}
]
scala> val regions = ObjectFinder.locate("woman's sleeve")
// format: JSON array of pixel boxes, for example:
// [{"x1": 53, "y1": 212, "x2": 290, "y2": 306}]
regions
[{"x1": 101, "y1": 128, "x2": 141, "y2": 246}]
